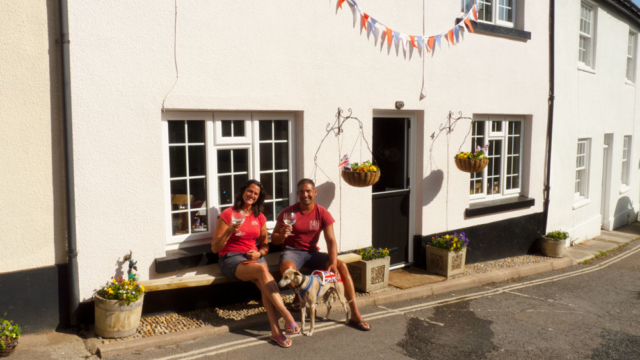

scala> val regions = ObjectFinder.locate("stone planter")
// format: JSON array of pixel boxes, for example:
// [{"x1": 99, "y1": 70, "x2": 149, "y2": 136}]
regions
[
  {"x1": 540, "y1": 236, "x2": 566, "y2": 258},
  {"x1": 426, "y1": 246, "x2": 467, "y2": 278},
  {"x1": 94, "y1": 294, "x2": 144, "y2": 338},
  {"x1": 347, "y1": 256, "x2": 390, "y2": 292}
]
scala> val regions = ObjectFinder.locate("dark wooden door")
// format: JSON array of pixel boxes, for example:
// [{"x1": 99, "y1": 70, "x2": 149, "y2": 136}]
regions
[{"x1": 372, "y1": 117, "x2": 410, "y2": 265}]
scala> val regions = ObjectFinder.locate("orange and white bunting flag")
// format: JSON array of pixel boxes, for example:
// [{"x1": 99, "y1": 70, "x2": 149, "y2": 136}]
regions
[
  {"x1": 410, "y1": 35, "x2": 418, "y2": 48},
  {"x1": 338, "y1": 0, "x2": 346, "y2": 9},
  {"x1": 464, "y1": 18, "x2": 475, "y2": 33},
  {"x1": 385, "y1": 27, "x2": 393, "y2": 46},
  {"x1": 472, "y1": 5, "x2": 478, "y2": 21},
  {"x1": 361, "y1": 13, "x2": 370, "y2": 31},
  {"x1": 447, "y1": 29, "x2": 455, "y2": 45},
  {"x1": 427, "y1": 36, "x2": 435, "y2": 52}
]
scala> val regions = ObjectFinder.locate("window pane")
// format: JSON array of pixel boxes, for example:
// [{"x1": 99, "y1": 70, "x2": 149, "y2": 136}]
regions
[
  {"x1": 275, "y1": 143, "x2": 289, "y2": 170},
  {"x1": 168, "y1": 121, "x2": 186, "y2": 144},
  {"x1": 275, "y1": 171, "x2": 289, "y2": 199},
  {"x1": 234, "y1": 149, "x2": 249, "y2": 173},
  {"x1": 233, "y1": 174, "x2": 248, "y2": 201},
  {"x1": 498, "y1": 0, "x2": 512, "y2": 22},
  {"x1": 487, "y1": 139, "x2": 502, "y2": 195},
  {"x1": 188, "y1": 145, "x2": 206, "y2": 176},
  {"x1": 218, "y1": 175, "x2": 233, "y2": 205},
  {"x1": 259, "y1": 121, "x2": 272, "y2": 141},
  {"x1": 187, "y1": 120, "x2": 205, "y2": 143},
  {"x1": 260, "y1": 173, "x2": 274, "y2": 200},
  {"x1": 169, "y1": 146, "x2": 187, "y2": 178},
  {"x1": 217, "y1": 150, "x2": 231, "y2": 174},
  {"x1": 233, "y1": 120, "x2": 245, "y2": 137},
  {"x1": 171, "y1": 213, "x2": 188, "y2": 235},
  {"x1": 260, "y1": 143, "x2": 273, "y2": 171},
  {"x1": 221, "y1": 120, "x2": 232, "y2": 137},
  {"x1": 275, "y1": 200, "x2": 287, "y2": 221},
  {"x1": 479, "y1": 0, "x2": 492, "y2": 22},
  {"x1": 263, "y1": 202, "x2": 274, "y2": 222},
  {"x1": 274, "y1": 120, "x2": 288, "y2": 140},
  {"x1": 170, "y1": 180, "x2": 188, "y2": 210},
  {"x1": 189, "y1": 178, "x2": 207, "y2": 209},
  {"x1": 191, "y1": 210, "x2": 208, "y2": 233},
  {"x1": 492, "y1": 121, "x2": 502, "y2": 132}
]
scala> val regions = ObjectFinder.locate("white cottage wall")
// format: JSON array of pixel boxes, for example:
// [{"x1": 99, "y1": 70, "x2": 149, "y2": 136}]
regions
[
  {"x1": 67, "y1": 1, "x2": 550, "y2": 300},
  {"x1": 549, "y1": 0, "x2": 640, "y2": 242}
]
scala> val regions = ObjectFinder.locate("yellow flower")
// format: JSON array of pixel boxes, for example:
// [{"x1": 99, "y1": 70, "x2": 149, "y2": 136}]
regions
[
  {"x1": 124, "y1": 280, "x2": 129, "y2": 286},
  {"x1": 370, "y1": 165, "x2": 378, "y2": 172},
  {"x1": 140, "y1": 285, "x2": 145, "y2": 292},
  {"x1": 108, "y1": 288, "x2": 114, "y2": 294}
]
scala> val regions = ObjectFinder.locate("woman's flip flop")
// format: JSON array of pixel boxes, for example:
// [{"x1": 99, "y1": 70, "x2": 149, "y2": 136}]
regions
[
  {"x1": 348, "y1": 319, "x2": 371, "y2": 331},
  {"x1": 270, "y1": 335, "x2": 292, "y2": 348},
  {"x1": 285, "y1": 322, "x2": 301, "y2": 335}
]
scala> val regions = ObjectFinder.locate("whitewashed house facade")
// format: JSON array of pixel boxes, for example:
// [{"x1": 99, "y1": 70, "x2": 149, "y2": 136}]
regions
[{"x1": 548, "y1": 0, "x2": 640, "y2": 242}]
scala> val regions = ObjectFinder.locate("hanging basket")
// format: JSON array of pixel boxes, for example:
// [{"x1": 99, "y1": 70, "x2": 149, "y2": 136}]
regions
[
  {"x1": 454, "y1": 158, "x2": 489, "y2": 173},
  {"x1": 341, "y1": 170, "x2": 381, "y2": 187},
  {"x1": 0, "y1": 339, "x2": 18, "y2": 358}
]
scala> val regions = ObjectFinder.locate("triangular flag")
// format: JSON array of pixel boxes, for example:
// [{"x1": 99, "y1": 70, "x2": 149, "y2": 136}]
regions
[
  {"x1": 472, "y1": 5, "x2": 478, "y2": 21},
  {"x1": 417, "y1": 36, "x2": 424, "y2": 50},
  {"x1": 338, "y1": 0, "x2": 346, "y2": 9},
  {"x1": 361, "y1": 13, "x2": 370, "y2": 31},
  {"x1": 464, "y1": 18, "x2": 475, "y2": 33},
  {"x1": 435, "y1": 35, "x2": 442, "y2": 49},
  {"x1": 368, "y1": 18, "x2": 377, "y2": 34},
  {"x1": 454, "y1": 26, "x2": 460, "y2": 43},
  {"x1": 447, "y1": 29, "x2": 455, "y2": 45},
  {"x1": 427, "y1": 36, "x2": 434, "y2": 52},
  {"x1": 392, "y1": 30, "x2": 400, "y2": 45},
  {"x1": 410, "y1": 35, "x2": 418, "y2": 48},
  {"x1": 385, "y1": 27, "x2": 393, "y2": 46}
]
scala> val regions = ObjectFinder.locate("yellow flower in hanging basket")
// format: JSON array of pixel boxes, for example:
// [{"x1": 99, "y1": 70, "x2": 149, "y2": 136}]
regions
[{"x1": 342, "y1": 160, "x2": 380, "y2": 187}]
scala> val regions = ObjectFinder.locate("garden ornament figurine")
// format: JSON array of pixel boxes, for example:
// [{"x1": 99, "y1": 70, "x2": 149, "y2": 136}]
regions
[{"x1": 123, "y1": 250, "x2": 138, "y2": 281}]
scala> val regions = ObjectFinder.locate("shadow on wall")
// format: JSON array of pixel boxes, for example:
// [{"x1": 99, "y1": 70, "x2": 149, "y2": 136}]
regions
[
  {"x1": 422, "y1": 170, "x2": 444, "y2": 207},
  {"x1": 613, "y1": 196, "x2": 635, "y2": 229},
  {"x1": 315, "y1": 181, "x2": 336, "y2": 209}
]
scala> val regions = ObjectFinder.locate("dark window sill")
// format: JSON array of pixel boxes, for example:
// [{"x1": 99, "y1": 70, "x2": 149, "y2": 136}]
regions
[
  {"x1": 456, "y1": 19, "x2": 531, "y2": 41},
  {"x1": 155, "y1": 243, "x2": 283, "y2": 274},
  {"x1": 465, "y1": 196, "x2": 535, "y2": 218}
]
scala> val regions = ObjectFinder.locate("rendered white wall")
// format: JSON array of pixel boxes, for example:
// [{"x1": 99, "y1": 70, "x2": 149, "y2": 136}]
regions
[
  {"x1": 67, "y1": 0, "x2": 550, "y2": 300},
  {"x1": 548, "y1": 0, "x2": 640, "y2": 242},
  {"x1": 0, "y1": 1, "x2": 66, "y2": 274}
]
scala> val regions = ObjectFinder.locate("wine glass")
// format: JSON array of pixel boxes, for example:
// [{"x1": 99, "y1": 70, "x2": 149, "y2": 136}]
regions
[
  {"x1": 283, "y1": 212, "x2": 296, "y2": 236},
  {"x1": 231, "y1": 211, "x2": 246, "y2": 236}
]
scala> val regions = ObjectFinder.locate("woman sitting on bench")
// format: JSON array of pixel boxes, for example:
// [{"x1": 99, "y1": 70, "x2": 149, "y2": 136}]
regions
[{"x1": 212, "y1": 179, "x2": 299, "y2": 348}]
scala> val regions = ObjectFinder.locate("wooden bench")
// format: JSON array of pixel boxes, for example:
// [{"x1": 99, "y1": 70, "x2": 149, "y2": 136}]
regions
[{"x1": 140, "y1": 252, "x2": 362, "y2": 292}]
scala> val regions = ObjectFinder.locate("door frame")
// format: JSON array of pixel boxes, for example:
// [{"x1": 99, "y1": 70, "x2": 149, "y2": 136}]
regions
[{"x1": 372, "y1": 110, "x2": 417, "y2": 265}]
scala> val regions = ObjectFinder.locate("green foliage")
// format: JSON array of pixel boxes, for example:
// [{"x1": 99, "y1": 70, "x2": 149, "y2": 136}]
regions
[
  {"x1": 0, "y1": 313, "x2": 21, "y2": 350},
  {"x1": 545, "y1": 230, "x2": 569, "y2": 240},
  {"x1": 97, "y1": 277, "x2": 145, "y2": 305},
  {"x1": 355, "y1": 247, "x2": 389, "y2": 261},
  {"x1": 430, "y1": 232, "x2": 470, "y2": 252}
]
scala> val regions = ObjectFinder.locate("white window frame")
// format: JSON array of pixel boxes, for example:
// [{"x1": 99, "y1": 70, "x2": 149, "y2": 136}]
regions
[
  {"x1": 463, "y1": 0, "x2": 515, "y2": 28},
  {"x1": 163, "y1": 111, "x2": 296, "y2": 249},
  {"x1": 469, "y1": 115, "x2": 524, "y2": 202},
  {"x1": 575, "y1": 138, "x2": 591, "y2": 202},
  {"x1": 579, "y1": 2, "x2": 597, "y2": 70},
  {"x1": 621, "y1": 136, "x2": 632, "y2": 186},
  {"x1": 627, "y1": 31, "x2": 637, "y2": 83}
]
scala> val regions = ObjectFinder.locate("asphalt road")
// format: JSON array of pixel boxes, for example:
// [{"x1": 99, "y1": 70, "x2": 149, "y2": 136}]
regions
[{"x1": 112, "y1": 241, "x2": 640, "y2": 360}]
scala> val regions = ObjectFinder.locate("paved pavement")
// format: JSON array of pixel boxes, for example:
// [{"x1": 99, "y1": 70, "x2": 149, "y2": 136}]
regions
[{"x1": 7, "y1": 223, "x2": 640, "y2": 359}]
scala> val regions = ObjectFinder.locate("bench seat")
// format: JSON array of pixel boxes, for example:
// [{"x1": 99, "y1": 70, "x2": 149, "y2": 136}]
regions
[{"x1": 140, "y1": 252, "x2": 362, "y2": 292}]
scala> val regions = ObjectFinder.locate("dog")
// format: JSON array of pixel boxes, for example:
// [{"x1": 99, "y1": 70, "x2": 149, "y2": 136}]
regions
[{"x1": 278, "y1": 269, "x2": 350, "y2": 336}]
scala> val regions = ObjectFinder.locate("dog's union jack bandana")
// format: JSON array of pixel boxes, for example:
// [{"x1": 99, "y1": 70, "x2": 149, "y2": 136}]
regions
[{"x1": 312, "y1": 270, "x2": 342, "y2": 284}]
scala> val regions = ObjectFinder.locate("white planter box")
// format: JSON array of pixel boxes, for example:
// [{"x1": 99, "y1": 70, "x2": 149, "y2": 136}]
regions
[
  {"x1": 347, "y1": 256, "x2": 390, "y2": 293},
  {"x1": 426, "y1": 246, "x2": 467, "y2": 278}
]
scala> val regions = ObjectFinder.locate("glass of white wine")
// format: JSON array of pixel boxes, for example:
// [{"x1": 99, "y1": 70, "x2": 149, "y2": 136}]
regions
[
  {"x1": 283, "y1": 212, "x2": 296, "y2": 236},
  {"x1": 231, "y1": 211, "x2": 246, "y2": 236}
]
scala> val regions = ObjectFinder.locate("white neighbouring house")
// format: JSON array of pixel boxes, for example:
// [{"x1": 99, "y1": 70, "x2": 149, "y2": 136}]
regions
[{"x1": 548, "y1": 0, "x2": 640, "y2": 243}]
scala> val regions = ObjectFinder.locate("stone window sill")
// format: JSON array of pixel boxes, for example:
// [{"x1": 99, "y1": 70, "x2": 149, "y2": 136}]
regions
[
  {"x1": 456, "y1": 19, "x2": 531, "y2": 41},
  {"x1": 465, "y1": 196, "x2": 535, "y2": 218}
]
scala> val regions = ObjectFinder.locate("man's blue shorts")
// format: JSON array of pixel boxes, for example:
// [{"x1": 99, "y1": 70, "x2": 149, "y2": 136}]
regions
[{"x1": 279, "y1": 246, "x2": 330, "y2": 271}]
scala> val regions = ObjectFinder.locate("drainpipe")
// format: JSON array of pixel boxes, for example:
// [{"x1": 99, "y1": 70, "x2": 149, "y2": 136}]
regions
[
  {"x1": 59, "y1": 0, "x2": 80, "y2": 327},
  {"x1": 542, "y1": 0, "x2": 555, "y2": 235}
]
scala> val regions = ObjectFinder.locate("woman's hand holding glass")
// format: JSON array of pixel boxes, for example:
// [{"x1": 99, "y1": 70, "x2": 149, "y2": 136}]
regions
[{"x1": 231, "y1": 211, "x2": 246, "y2": 236}]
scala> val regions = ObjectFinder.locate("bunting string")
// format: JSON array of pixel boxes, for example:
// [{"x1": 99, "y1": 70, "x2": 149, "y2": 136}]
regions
[{"x1": 341, "y1": 0, "x2": 479, "y2": 56}]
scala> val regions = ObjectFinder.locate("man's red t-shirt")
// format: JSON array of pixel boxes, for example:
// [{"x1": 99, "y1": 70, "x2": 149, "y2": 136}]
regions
[
  {"x1": 218, "y1": 208, "x2": 266, "y2": 256},
  {"x1": 276, "y1": 203, "x2": 335, "y2": 251}
]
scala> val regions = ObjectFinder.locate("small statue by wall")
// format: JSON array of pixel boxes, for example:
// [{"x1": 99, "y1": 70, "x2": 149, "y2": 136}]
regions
[{"x1": 123, "y1": 250, "x2": 138, "y2": 282}]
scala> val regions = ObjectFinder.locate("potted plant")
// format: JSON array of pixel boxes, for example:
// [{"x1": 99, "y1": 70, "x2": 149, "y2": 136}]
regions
[
  {"x1": 341, "y1": 160, "x2": 380, "y2": 187},
  {"x1": 94, "y1": 252, "x2": 145, "y2": 338},
  {"x1": 541, "y1": 230, "x2": 569, "y2": 258},
  {"x1": 426, "y1": 232, "x2": 470, "y2": 278},
  {"x1": 0, "y1": 313, "x2": 21, "y2": 358},
  {"x1": 347, "y1": 247, "x2": 390, "y2": 292},
  {"x1": 454, "y1": 145, "x2": 489, "y2": 173}
]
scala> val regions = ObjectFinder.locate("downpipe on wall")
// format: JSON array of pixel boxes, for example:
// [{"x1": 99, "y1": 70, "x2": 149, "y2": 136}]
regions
[{"x1": 542, "y1": 0, "x2": 556, "y2": 234}]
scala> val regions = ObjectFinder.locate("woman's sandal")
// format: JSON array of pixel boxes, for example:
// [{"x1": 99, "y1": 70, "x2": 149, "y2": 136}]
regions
[
  {"x1": 270, "y1": 335, "x2": 292, "y2": 348},
  {"x1": 285, "y1": 322, "x2": 301, "y2": 335},
  {"x1": 348, "y1": 319, "x2": 371, "y2": 331}
]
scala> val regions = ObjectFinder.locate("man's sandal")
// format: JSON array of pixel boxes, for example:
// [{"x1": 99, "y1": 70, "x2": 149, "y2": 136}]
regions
[
  {"x1": 348, "y1": 319, "x2": 371, "y2": 331},
  {"x1": 285, "y1": 323, "x2": 301, "y2": 335},
  {"x1": 287, "y1": 302, "x2": 302, "y2": 313},
  {"x1": 270, "y1": 335, "x2": 292, "y2": 348}
]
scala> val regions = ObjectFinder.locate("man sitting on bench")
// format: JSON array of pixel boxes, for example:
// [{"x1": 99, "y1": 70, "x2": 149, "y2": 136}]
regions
[{"x1": 271, "y1": 178, "x2": 371, "y2": 331}]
